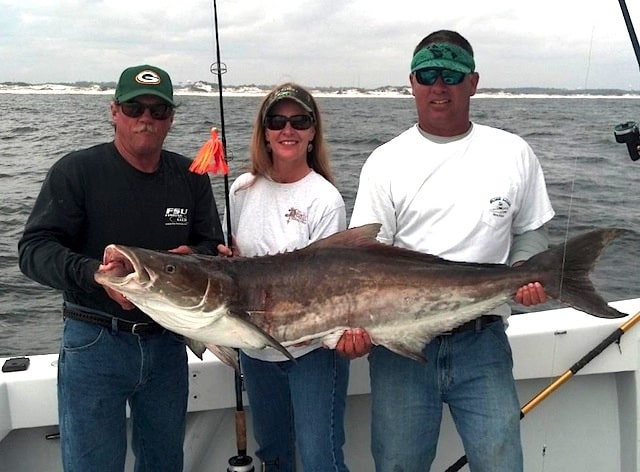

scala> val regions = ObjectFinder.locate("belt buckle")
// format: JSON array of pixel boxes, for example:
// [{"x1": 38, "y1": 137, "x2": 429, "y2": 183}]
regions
[{"x1": 131, "y1": 322, "x2": 150, "y2": 334}]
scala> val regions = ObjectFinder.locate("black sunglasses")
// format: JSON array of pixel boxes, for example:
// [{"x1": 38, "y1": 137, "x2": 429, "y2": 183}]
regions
[
  {"x1": 414, "y1": 68, "x2": 468, "y2": 86},
  {"x1": 118, "y1": 101, "x2": 174, "y2": 120},
  {"x1": 265, "y1": 114, "x2": 314, "y2": 131}
]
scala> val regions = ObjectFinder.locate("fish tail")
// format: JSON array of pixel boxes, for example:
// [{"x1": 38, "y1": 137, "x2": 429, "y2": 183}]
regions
[{"x1": 526, "y1": 228, "x2": 630, "y2": 319}]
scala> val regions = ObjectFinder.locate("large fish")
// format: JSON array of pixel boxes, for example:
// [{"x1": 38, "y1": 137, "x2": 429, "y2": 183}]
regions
[{"x1": 94, "y1": 224, "x2": 630, "y2": 368}]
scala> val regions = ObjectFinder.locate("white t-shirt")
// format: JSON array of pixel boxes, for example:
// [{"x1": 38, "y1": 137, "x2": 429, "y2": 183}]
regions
[
  {"x1": 350, "y1": 123, "x2": 555, "y2": 316},
  {"x1": 228, "y1": 170, "x2": 346, "y2": 361}
]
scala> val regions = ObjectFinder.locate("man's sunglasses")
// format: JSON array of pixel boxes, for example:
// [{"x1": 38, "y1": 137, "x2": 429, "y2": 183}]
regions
[
  {"x1": 265, "y1": 114, "x2": 314, "y2": 131},
  {"x1": 414, "y1": 68, "x2": 468, "y2": 86},
  {"x1": 118, "y1": 101, "x2": 174, "y2": 120}
]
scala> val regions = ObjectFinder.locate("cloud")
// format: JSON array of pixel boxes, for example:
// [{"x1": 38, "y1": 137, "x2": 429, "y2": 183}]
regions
[{"x1": 2, "y1": 0, "x2": 640, "y2": 89}]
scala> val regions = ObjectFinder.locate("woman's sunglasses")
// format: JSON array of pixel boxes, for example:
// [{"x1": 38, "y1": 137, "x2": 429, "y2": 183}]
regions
[
  {"x1": 118, "y1": 101, "x2": 174, "y2": 120},
  {"x1": 414, "y1": 68, "x2": 468, "y2": 86},
  {"x1": 265, "y1": 114, "x2": 314, "y2": 131}
]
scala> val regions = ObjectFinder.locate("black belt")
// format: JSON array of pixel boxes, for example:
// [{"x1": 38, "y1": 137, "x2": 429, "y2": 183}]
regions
[
  {"x1": 63, "y1": 307, "x2": 164, "y2": 334},
  {"x1": 442, "y1": 315, "x2": 502, "y2": 335}
]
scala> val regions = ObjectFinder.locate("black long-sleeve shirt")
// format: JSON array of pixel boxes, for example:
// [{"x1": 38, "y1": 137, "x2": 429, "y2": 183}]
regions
[{"x1": 18, "y1": 142, "x2": 225, "y2": 323}]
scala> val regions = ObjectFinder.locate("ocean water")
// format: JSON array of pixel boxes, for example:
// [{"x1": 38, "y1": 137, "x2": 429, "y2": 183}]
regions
[{"x1": 1, "y1": 93, "x2": 639, "y2": 357}]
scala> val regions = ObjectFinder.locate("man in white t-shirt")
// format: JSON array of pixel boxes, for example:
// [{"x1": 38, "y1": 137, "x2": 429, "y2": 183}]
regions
[{"x1": 337, "y1": 30, "x2": 555, "y2": 472}]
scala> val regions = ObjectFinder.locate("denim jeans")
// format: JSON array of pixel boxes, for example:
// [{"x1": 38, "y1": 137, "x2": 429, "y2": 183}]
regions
[
  {"x1": 240, "y1": 348, "x2": 350, "y2": 472},
  {"x1": 58, "y1": 318, "x2": 188, "y2": 472},
  {"x1": 369, "y1": 319, "x2": 522, "y2": 472}
]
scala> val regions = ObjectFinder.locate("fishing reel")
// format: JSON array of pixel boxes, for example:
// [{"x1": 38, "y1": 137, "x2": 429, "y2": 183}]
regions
[
  {"x1": 614, "y1": 121, "x2": 640, "y2": 161},
  {"x1": 227, "y1": 455, "x2": 254, "y2": 472}
]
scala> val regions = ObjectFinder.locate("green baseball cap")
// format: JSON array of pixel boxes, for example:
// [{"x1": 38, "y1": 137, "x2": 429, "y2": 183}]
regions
[{"x1": 115, "y1": 64, "x2": 175, "y2": 105}]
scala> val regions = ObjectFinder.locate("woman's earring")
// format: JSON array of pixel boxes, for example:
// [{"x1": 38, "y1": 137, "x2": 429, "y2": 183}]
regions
[{"x1": 307, "y1": 142, "x2": 313, "y2": 153}]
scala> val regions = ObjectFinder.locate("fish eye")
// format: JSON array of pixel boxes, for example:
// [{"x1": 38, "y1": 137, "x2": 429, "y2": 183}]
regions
[{"x1": 165, "y1": 264, "x2": 176, "y2": 274}]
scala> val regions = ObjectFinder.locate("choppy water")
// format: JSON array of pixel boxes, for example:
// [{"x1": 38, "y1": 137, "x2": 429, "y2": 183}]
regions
[{"x1": 1, "y1": 93, "x2": 639, "y2": 357}]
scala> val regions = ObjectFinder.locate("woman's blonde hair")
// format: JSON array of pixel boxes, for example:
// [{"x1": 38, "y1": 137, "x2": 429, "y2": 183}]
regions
[{"x1": 247, "y1": 82, "x2": 334, "y2": 184}]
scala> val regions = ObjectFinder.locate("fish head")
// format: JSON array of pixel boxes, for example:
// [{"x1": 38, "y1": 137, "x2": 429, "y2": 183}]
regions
[{"x1": 94, "y1": 244, "x2": 235, "y2": 327}]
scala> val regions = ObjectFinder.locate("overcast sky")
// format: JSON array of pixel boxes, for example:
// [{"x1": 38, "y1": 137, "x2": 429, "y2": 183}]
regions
[{"x1": 3, "y1": 0, "x2": 640, "y2": 90}]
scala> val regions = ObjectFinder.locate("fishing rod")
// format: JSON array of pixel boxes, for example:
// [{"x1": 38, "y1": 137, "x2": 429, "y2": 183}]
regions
[
  {"x1": 444, "y1": 308, "x2": 640, "y2": 472},
  {"x1": 614, "y1": 0, "x2": 640, "y2": 160},
  {"x1": 209, "y1": 1, "x2": 254, "y2": 471},
  {"x1": 211, "y1": 0, "x2": 232, "y2": 236}
]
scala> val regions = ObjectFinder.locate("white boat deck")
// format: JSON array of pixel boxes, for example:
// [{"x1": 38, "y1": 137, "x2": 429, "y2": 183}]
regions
[{"x1": 1, "y1": 298, "x2": 639, "y2": 471}]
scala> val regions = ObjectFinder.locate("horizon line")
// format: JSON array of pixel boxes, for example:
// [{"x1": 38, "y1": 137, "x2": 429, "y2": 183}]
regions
[{"x1": 1, "y1": 80, "x2": 640, "y2": 94}]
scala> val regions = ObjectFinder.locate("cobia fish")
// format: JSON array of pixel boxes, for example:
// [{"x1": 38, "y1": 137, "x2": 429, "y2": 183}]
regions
[{"x1": 94, "y1": 224, "x2": 630, "y2": 368}]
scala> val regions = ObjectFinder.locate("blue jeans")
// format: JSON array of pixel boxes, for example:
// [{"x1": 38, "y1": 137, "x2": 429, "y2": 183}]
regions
[
  {"x1": 58, "y1": 318, "x2": 188, "y2": 472},
  {"x1": 240, "y1": 348, "x2": 350, "y2": 472},
  {"x1": 369, "y1": 319, "x2": 522, "y2": 472}
]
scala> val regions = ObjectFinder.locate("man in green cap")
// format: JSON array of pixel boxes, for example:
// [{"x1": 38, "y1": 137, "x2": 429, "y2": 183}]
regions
[
  {"x1": 338, "y1": 30, "x2": 555, "y2": 471},
  {"x1": 19, "y1": 64, "x2": 226, "y2": 471}
]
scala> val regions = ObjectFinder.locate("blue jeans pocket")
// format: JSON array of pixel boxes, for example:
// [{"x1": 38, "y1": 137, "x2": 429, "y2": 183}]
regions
[
  {"x1": 62, "y1": 318, "x2": 106, "y2": 351},
  {"x1": 484, "y1": 320, "x2": 513, "y2": 358}
]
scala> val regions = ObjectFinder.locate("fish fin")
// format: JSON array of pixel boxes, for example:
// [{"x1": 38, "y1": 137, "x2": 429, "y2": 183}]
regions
[
  {"x1": 185, "y1": 338, "x2": 206, "y2": 360},
  {"x1": 185, "y1": 338, "x2": 241, "y2": 372},
  {"x1": 300, "y1": 224, "x2": 476, "y2": 266},
  {"x1": 526, "y1": 228, "x2": 632, "y2": 319},
  {"x1": 301, "y1": 224, "x2": 382, "y2": 250},
  {"x1": 206, "y1": 344, "x2": 240, "y2": 372},
  {"x1": 230, "y1": 308, "x2": 296, "y2": 361}
]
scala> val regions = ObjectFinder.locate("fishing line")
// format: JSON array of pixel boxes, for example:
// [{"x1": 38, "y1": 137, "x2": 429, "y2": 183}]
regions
[
  {"x1": 548, "y1": 11, "x2": 599, "y2": 471},
  {"x1": 583, "y1": 26, "x2": 596, "y2": 90},
  {"x1": 557, "y1": 156, "x2": 579, "y2": 302},
  {"x1": 537, "y1": 4, "x2": 627, "y2": 470},
  {"x1": 559, "y1": 10, "x2": 598, "y2": 304},
  {"x1": 535, "y1": 320, "x2": 562, "y2": 472}
]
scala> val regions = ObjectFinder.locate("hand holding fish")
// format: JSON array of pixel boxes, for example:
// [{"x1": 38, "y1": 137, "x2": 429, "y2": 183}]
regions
[
  {"x1": 169, "y1": 245, "x2": 193, "y2": 255},
  {"x1": 515, "y1": 281, "x2": 548, "y2": 306},
  {"x1": 95, "y1": 260, "x2": 136, "y2": 310},
  {"x1": 336, "y1": 328, "x2": 373, "y2": 359},
  {"x1": 216, "y1": 244, "x2": 233, "y2": 257},
  {"x1": 169, "y1": 244, "x2": 234, "y2": 257}
]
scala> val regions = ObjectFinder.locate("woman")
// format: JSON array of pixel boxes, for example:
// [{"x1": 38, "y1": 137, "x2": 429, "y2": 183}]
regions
[{"x1": 227, "y1": 83, "x2": 349, "y2": 472}]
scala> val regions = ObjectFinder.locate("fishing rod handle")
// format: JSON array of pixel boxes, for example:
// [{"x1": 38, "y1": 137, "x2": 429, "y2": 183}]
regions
[{"x1": 235, "y1": 410, "x2": 248, "y2": 453}]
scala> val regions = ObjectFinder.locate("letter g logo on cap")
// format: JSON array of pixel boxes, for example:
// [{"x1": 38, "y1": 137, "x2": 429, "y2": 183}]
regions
[{"x1": 135, "y1": 70, "x2": 161, "y2": 85}]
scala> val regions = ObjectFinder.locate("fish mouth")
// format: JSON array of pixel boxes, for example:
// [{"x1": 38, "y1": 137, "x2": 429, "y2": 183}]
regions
[{"x1": 97, "y1": 244, "x2": 153, "y2": 288}]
